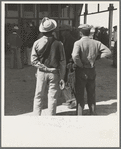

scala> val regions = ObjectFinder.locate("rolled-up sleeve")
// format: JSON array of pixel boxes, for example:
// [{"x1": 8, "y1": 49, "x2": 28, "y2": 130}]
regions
[
  {"x1": 98, "y1": 42, "x2": 112, "y2": 58},
  {"x1": 31, "y1": 41, "x2": 47, "y2": 70},
  {"x1": 72, "y1": 42, "x2": 83, "y2": 67}
]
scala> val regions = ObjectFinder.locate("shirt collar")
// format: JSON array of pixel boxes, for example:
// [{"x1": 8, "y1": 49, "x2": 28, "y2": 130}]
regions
[{"x1": 81, "y1": 36, "x2": 90, "y2": 39}]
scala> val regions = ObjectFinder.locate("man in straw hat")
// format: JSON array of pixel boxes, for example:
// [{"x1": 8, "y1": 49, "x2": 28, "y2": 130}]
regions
[
  {"x1": 31, "y1": 17, "x2": 66, "y2": 115},
  {"x1": 72, "y1": 24, "x2": 111, "y2": 115}
]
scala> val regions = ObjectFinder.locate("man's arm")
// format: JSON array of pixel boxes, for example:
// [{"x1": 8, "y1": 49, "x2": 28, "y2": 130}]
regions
[
  {"x1": 59, "y1": 42, "x2": 66, "y2": 80},
  {"x1": 98, "y1": 42, "x2": 112, "y2": 58},
  {"x1": 71, "y1": 42, "x2": 83, "y2": 68},
  {"x1": 31, "y1": 41, "x2": 47, "y2": 70},
  {"x1": 31, "y1": 41, "x2": 57, "y2": 73}
]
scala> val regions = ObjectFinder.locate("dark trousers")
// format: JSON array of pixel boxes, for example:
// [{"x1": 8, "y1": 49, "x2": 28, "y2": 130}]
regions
[
  {"x1": 10, "y1": 47, "x2": 23, "y2": 69},
  {"x1": 75, "y1": 67, "x2": 96, "y2": 113}
]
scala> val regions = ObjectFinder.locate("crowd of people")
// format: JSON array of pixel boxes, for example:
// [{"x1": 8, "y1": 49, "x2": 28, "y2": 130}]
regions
[
  {"x1": 6, "y1": 17, "x2": 117, "y2": 116},
  {"x1": 93, "y1": 26, "x2": 109, "y2": 47},
  {"x1": 6, "y1": 22, "x2": 39, "y2": 68}
]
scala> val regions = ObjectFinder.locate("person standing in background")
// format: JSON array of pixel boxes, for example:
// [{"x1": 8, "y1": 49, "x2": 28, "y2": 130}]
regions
[
  {"x1": 7, "y1": 25, "x2": 23, "y2": 69},
  {"x1": 72, "y1": 24, "x2": 111, "y2": 115},
  {"x1": 26, "y1": 23, "x2": 38, "y2": 65},
  {"x1": 112, "y1": 25, "x2": 117, "y2": 68},
  {"x1": 59, "y1": 24, "x2": 77, "y2": 108}
]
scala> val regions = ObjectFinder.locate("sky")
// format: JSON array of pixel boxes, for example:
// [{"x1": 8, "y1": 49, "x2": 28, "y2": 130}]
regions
[{"x1": 80, "y1": 2, "x2": 119, "y2": 28}]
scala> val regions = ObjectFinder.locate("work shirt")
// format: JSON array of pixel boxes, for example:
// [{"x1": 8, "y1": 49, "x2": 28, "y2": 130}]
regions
[
  {"x1": 31, "y1": 35, "x2": 66, "y2": 79},
  {"x1": 72, "y1": 36, "x2": 111, "y2": 68}
]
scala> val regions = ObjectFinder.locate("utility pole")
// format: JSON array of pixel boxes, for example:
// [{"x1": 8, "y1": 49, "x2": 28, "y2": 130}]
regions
[
  {"x1": 108, "y1": 4, "x2": 114, "y2": 50},
  {"x1": 84, "y1": 4, "x2": 88, "y2": 24}
]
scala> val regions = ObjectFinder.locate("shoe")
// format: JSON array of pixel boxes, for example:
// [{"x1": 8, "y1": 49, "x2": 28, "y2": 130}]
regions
[
  {"x1": 62, "y1": 102, "x2": 70, "y2": 106},
  {"x1": 90, "y1": 111, "x2": 97, "y2": 115},
  {"x1": 68, "y1": 100, "x2": 77, "y2": 109}
]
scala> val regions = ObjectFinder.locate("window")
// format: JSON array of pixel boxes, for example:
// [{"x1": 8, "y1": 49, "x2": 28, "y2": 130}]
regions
[
  {"x1": 24, "y1": 4, "x2": 33, "y2": 12},
  {"x1": 8, "y1": 4, "x2": 18, "y2": 11},
  {"x1": 51, "y1": 4, "x2": 59, "y2": 17},
  {"x1": 60, "y1": 4, "x2": 69, "y2": 17},
  {"x1": 39, "y1": 4, "x2": 48, "y2": 12},
  {"x1": 39, "y1": 4, "x2": 49, "y2": 18}
]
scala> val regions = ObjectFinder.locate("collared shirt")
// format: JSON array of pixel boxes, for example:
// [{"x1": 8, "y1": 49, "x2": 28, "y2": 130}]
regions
[
  {"x1": 72, "y1": 36, "x2": 111, "y2": 68},
  {"x1": 31, "y1": 35, "x2": 66, "y2": 79}
]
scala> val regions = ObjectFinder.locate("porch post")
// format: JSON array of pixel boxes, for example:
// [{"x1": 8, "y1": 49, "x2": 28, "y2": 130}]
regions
[
  {"x1": 84, "y1": 4, "x2": 88, "y2": 24},
  {"x1": 108, "y1": 4, "x2": 114, "y2": 50}
]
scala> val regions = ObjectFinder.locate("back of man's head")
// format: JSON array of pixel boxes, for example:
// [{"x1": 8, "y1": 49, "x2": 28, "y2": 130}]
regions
[{"x1": 78, "y1": 24, "x2": 91, "y2": 36}]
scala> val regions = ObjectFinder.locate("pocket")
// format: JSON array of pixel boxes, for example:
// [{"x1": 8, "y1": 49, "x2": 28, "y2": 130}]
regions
[
  {"x1": 80, "y1": 72, "x2": 88, "y2": 80},
  {"x1": 76, "y1": 68, "x2": 96, "y2": 80},
  {"x1": 49, "y1": 73, "x2": 59, "y2": 82},
  {"x1": 86, "y1": 68, "x2": 96, "y2": 80},
  {"x1": 36, "y1": 70, "x2": 45, "y2": 81}
]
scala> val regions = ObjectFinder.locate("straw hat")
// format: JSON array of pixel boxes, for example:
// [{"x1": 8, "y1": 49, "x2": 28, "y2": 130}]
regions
[{"x1": 39, "y1": 17, "x2": 57, "y2": 32}]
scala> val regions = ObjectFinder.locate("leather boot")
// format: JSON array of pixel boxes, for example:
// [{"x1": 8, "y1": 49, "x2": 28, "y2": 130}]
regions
[{"x1": 89, "y1": 104, "x2": 97, "y2": 115}]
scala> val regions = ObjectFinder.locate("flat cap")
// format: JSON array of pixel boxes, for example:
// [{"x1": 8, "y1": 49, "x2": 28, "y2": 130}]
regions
[{"x1": 78, "y1": 24, "x2": 91, "y2": 30}]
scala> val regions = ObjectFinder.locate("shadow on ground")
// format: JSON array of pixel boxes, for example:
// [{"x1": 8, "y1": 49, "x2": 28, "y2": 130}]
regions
[
  {"x1": 5, "y1": 52, "x2": 117, "y2": 116},
  {"x1": 56, "y1": 102, "x2": 117, "y2": 116}
]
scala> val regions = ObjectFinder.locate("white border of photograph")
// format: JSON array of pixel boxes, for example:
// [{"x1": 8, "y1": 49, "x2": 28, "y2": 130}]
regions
[{"x1": 1, "y1": 1, "x2": 120, "y2": 147}]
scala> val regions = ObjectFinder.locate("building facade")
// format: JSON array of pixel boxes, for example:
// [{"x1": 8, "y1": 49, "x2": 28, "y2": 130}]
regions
[{"x1": 5, "y1": 4, "x2": 83, "y2": 28}]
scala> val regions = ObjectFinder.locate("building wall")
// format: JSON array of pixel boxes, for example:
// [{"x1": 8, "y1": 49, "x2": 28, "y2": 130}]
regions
[{"x1": 5, "y1": 4, "x2": 83, "y2": 27}]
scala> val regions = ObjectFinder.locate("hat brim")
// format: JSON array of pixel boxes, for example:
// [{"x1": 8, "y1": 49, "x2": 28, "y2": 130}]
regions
[
  {"x1": 78, "y1": 26, "x2": 91, "y2": 30},
  {"x1": 39, "y1": 19, "x2": 57, "y2": 32}
]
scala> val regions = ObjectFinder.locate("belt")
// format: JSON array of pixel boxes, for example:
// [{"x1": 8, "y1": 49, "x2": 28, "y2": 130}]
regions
[
  {"x1": 76, "y1": 66, "x2": 95, "y2": 69},
  {"x1": 39, "y1": 68, "x2": 59, "y2": 73}
]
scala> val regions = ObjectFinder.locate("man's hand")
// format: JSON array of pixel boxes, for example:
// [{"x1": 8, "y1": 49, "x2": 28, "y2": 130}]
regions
[
  {"x1": 59, "y1": 79, "x2": 65, "y2": 90},
  {"x1": 48, "y1": 68, "x2": 58, "y2": 73}
]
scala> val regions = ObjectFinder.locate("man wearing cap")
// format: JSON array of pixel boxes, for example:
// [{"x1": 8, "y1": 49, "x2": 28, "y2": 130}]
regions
[
  {"x1": 7, "y1": 25, "x2": 23, "y2": 69},
  {"x1": 31, "y1": 17, "x2": 66, "y2": 115},
  {"x1": 72, "y1": 24, "x2": 111, "y2": 115},
  {"x1": 112, "y1": 25, "x2": 117, "y2": 68},
  {"x1": 26, "y1": 22, "x2": 38, "y2": 65}
]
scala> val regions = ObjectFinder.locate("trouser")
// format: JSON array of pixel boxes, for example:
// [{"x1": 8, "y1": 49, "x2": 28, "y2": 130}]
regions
[
  {"x1": 23, "y1": 47, "x2": 28, "y2": 65},
  {"x1": 75, "y1": 67, "x2": 96, "y2": 114},
  {"x1": 11, "y1": 47, "x2": 23, "y2": 69},
  {"x1": 26, "y1": 47, "x2": 32, "y2": 65},
  {"x1": 33, "y1": 69, "x2": 60, "y2": 116}
]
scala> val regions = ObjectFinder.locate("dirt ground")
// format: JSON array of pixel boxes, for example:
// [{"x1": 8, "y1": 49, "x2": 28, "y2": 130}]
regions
[{"x1": 4, "y1": 51, "x2": 117, "y2": 116}]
